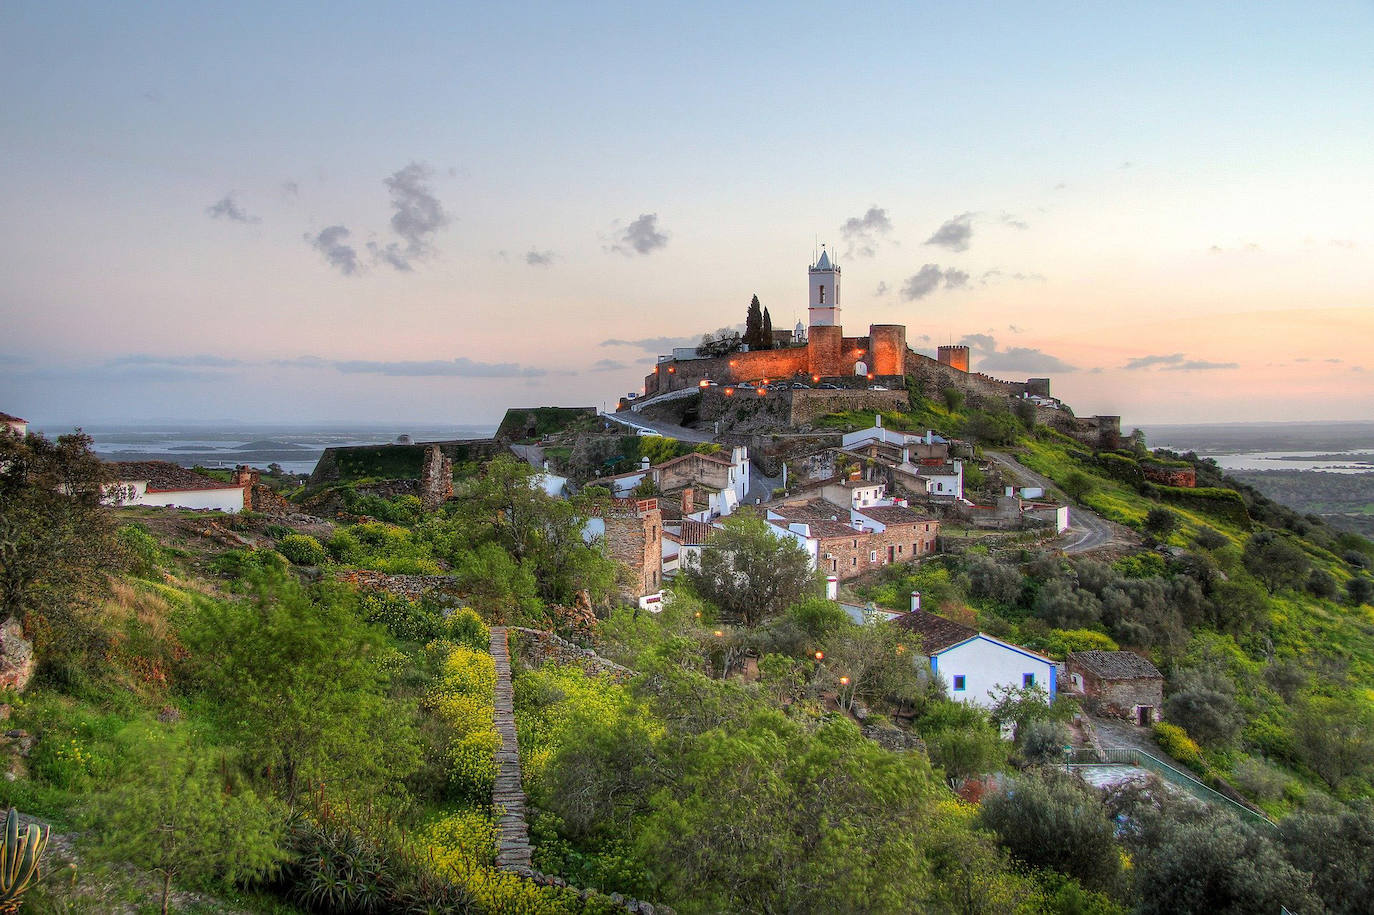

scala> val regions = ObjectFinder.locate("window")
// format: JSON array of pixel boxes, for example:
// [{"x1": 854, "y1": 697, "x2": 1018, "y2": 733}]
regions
[
  {"x1": 818, "y1": 285, "x2": 825, "y2": 304},
  {"x1": 1023, "y1": 673, "x2": 1035, "y2": 688},
  {"x1": 913, "y1": 542, "x2": 919, "y2": 554},
  {"x1": 851, "y1": 557, "x2": 857, "y2": 566},
  {"x1": 869, "y1": 550, "x2": 877, "y2": 562},
  {"x1": 852, "y1": 539, "x2": 858, "y2": 548},
  {"x1": 897, "y1": 545, "x2": 902, "y2": 554},
  {"x1": 953, "y1": 675, "x2": 966, "y2": 691}
]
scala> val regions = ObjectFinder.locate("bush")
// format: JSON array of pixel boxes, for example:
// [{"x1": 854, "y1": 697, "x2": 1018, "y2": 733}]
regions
[
  {"x1": 444, "y1": 607, "x2": 490, "y2": 652},
  {"x1": 357, "y1": 591, "x2": 444, "y2": 642},
  {"x1": 1152, "y1": 722, "x2": 1205, "y2": 772},
  {"x1": 278, "y1": 534, "x2": 327, "y2": 566},
  {"x1": 1019, "y1": 719, "x2": 1071, "y2": 766},
  {"x1": 1164, "y1": 686, "x2": 1243, "y2": 747}
]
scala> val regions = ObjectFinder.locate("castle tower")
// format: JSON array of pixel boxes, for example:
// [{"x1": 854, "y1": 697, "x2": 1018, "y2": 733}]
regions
[
  {"x1": 938, "y1": 345, "x2": 970, "y2": 373},
  {"x1": 808, "y1": 247, "x2": 841, "y2": 328}
]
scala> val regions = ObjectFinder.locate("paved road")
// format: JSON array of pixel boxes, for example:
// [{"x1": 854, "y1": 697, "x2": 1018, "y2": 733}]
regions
[
  {"x1": 983, "y1": 449, "x2": 1118, "y2": 554},
  {"x1": 599, "y1": 410, "x2": 716, "y2": 444}
]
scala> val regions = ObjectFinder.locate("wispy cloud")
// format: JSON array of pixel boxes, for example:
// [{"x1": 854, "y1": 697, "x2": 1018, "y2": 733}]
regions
[
  {"x1": 206, "y1": 193, "x2": 259, "y2": 223},
  {"x1": 900, "y1": 264, "x2": 969, "y2": 300},
  {"x1": 1123, "y1": 353, "x2": 1185, "y2": 370},
  {"x1": 331, "y1": 357, "x2": 545, "y2": 378},
  {"x1": 924, "y1": 213, "x2": 973, "y2": 252},
  {"x1": 305, "y1": 225, "x2": 361, "y2": 275},
  {"x1": 590, "y1": 359, "x2": 628, "y2": 372},
  {"x1": 999, "y1": 212, "x2": 1029, "y2": 230},
  {"x1": 525, "y1": 249, "x2": 556, "y2": 266},
  {"x1": 1123, "y1": 352, "x2": 1237, "y2": 371},
  {"x1": 875, "y1": 281, "x2": 889, "y2": 297},
  {"x1": 107, "y1": 354, "x2": 244, "y2": 368},
  {"x1": 1162, "y1": 360, "x2": 1239, "y2": 372},
  {"x1": 600, "y1": 334, "x2": 700, "y2": 353},
  {"x1": 840, "y1": 206, "x2": 893, "y2": 258},
  {"x1": 610, "y1": 213, "x2": 669, "y2": 256}
]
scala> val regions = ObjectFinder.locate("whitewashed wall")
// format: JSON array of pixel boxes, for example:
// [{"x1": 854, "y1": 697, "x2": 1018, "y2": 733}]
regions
[{"x1": 930, "y1": 636, "x2": 1056, "y2": 709}]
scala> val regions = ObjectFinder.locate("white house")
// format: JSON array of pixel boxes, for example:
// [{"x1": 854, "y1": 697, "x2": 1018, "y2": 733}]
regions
[
  {"x1": 894, "y1": 606, "x2": 1056, "y2": 708},
  {"x1": 106, "y1": 461, "x2": 248, "y2": 513},
  {"x1": 0, "y1": 412, "x2": 27, "y2": 438}
]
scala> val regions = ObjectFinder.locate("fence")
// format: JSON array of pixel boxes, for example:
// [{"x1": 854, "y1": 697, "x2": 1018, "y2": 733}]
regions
[{"x1": 1067, "y1": 747, "x2": 1276, "y2": 831}]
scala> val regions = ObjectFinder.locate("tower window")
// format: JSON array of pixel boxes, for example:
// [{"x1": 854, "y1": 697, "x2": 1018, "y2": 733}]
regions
[{"x1": 818, "y1": 285, "x2": 825, "y2": 304}]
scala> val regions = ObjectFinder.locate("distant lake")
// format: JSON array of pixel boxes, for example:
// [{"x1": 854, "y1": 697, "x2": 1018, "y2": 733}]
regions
[
  {"x1": 1201, "y1": 450, "x2": 1374, "y2": 475},
  {"x1": 32, "y1": 424, "x2": 500, "y2": 476}
]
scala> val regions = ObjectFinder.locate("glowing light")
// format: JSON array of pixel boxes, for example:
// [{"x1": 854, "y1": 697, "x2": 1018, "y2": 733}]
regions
[
  {"x1": 839, "y1": 676, "x2": 850, "y2": 686},
  {"x1": 713, "y1": 630, "x2": 724, "y2": 637},
  {"x1": 757, "y1": 388, "x2": 767, "y2": 396},
  {"x1": 814, "y1": 651, "x2": 824, "y2": 661}
]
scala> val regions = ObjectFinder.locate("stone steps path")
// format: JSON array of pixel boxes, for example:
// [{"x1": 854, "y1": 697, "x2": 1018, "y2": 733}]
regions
[{"x1": 490, "y1": 626, "x2": 533, "y2": 872}]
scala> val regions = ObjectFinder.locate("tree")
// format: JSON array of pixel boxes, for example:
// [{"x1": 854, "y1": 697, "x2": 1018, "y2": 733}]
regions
[
  {"x1": 684, "y1": 514, "x2": 816, "y2": 628},
  {"x1": 1164, "y1": 686, "x2": 1242, "y2": 747},
  {"x1": 821, "y1": 616, "x2": 926, "y2": 712},
  {"x1": 1293, "y1": 693, "x2": 1374, "y2": 790},
  {"x1": 0, "y1": 430, "x2": 119, "y2": 662},
  {"x1": 695, "y1": 328, "x2": 743, "y2": 358},
  {"x1": 760, "y1": 306, "x2": 774, "y2": 350},
  {"x1": 1061, "y1": 470, "x2": 1096, "y2": 502},
  {"x1": 979, "y1": 770, "x2": 1122, "y2": 894},
  {"x1": 1242, "y1": 531, "x2": 1311, "y2": 594},
  {"x1": 1349, "y1": 575, "x2": 1374, "y2": 607},
  {"x1": 86, "y1": 733, "x2": 284, "y2": 915},
  {"x1": 1143, "y1": 507, "x2": 1179, "y2": 541},
  {"x1": 1277, "y1": 800, "x2": 1374, "y2": 915},
  {"x1": 745, "y1": 295, "x2": 763, "y2": 349}
]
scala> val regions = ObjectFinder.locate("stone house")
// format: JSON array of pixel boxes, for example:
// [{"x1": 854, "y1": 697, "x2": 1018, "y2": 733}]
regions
[
  {"x1": 1065, "y1": 650, "x2": 1164, "y2": 725},
  {"x1": 765, "y1": 497, "x2": 939, "y2": 581},
  {"x1": 584, "y1": 497, "x2": 663, "y2": 607}
]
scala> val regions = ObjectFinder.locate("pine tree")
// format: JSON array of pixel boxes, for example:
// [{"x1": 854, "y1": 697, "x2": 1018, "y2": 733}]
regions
[
  {"x1": 761, "y1": 306, "x2": 773, "y2": 350},
  {"x1": 745, "y1": 295, "x2": 763, "y2": 349}
]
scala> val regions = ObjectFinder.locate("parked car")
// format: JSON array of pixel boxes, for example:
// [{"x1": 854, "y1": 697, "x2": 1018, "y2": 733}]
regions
[
  {"x1": 868, "y1": 384, "x2": 889, "y2": 391},
  {"x1": 818, "y1": 383, "x2": 840, "y2": 389},
  {"x1": 626, "y1": 392, "x2": 639, "y2": 400},
  {"x1": 791, "y1": 382, "x2": 811, "y2": 389},
  {"x1": 699, "y1": 379, "x2": 719, "y2": 387}
]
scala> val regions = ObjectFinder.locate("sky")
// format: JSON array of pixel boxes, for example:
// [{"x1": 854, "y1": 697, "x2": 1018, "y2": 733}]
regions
[{"x1": 1, "y1": 1, "x2": 1371, "y2": 429}]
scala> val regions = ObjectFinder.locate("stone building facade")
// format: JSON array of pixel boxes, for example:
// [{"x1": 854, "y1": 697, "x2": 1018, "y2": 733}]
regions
[
  {"x1": 1065, "y1": 650, "x2": 1164, "y2": 724},
  {"x1": 598, "y1": 498, "x2": 663, "y2": 601}
]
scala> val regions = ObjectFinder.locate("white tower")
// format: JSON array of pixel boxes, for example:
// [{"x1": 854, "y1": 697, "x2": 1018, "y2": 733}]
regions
[{"x1": 808, "y1": 246, "x2": 841, "y2": 327}]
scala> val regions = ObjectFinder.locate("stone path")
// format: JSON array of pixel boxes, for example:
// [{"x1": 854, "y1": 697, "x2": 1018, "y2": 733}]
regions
[{"x1": 490, "y1": 626, "x2": 533, "y2": 872}]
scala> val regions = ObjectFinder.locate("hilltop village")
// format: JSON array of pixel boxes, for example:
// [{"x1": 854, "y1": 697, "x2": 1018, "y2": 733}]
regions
[{"x1": 2, "y1": 253, "x2": 1373, "y2": 914}]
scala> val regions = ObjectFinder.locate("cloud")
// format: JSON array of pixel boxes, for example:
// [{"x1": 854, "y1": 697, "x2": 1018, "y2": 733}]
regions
[
  {"x1": 1053, "y1": 182, "x2": 1067, "y2": 190},
  {"x1": 1330, "y1": 239, "x2": 1356, "y2": 249},
  {"x1": 305, "y1": 225, "x2": 361, "y2": 275},
  {"x1": 601, "y1": 334, "x2": 704, "y2": 353},
  {"x1": 373, "y1": 162, "x2": 449, "y2": 270},
  {"x1": 1326, "y1": 358, "x2": 1343, "y2": 364},
  {"x1": 106, "y1": 354, "x2": 244, "y2": 368},
  {"x1": 1123, "y1": 352, "x2": 1237, "y2": 371},
  {"x1": 1000, "y1": 212, "x2": 1029, "y2": 230},
  {"x1": 205, "y1": 193, "x2": 259, "y2": 223},
  {"x1": 957, "y1": 334, "x2": 1076, "y2": 373},
  {"x1": 281, "y1": 180, "x2": 299, "y2": 198},
  {"x1": 525, "y1": 249, "x2": 555, "y2": 266},
  {"x1": 332, "y1": 357, "x2": 545, "y2": 378},
  {"x1": 611, "y1": 213, "x2": 669, "y2": 256},
  {"x1": 1162, "y1": 360, "x2": 1239, "y2": 371},
  {"x1": 875, "y1": 281, "x2": 889, "y2": 296},
  {"x1": 900, "y1": 264, "x2": 971, "y2": 300},
  {"x1": 840, "y1": 206, "x2": 893, "y2": 258},
  {"x1": 1120, "y1": 161, "x2": 1134, "y2": 169},
  {"x1": 924, "y1": 213, "x2": 973, "y2": 252},
  {"x1": 1008, "y1": 324, "x2": 1025, "y2": 333},
  {"x1": 591, "y1": 359, "x2": 628, "y2": 372}
]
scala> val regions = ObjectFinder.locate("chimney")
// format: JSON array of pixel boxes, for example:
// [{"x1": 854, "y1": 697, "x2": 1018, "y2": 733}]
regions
[
  {"x1": 233, "y1": 465, "x2": 258, "y2": 487},
  {"x1": 542, "y1": 459, "x2": 550, "y2": 471},
  {"x1": 901, "y1": 445, "x2": 910, "y2": 465},
  {"x1": 1005, "y1": 486, "x2": 1015, "y2": 497},
  {"x1": 681, "y1": 487, "x2": 693, "y2": 514},
  {"x1": 910, "y1": 591, "x2": 921, "y2": 612},
  {"x1": 826, "y1": 575, "x2": 838, "y2": 600},
  {"x1": 925, "y1": 430, "x2": 933, "y2": 445},
  {"x1": 875, "y1": 414, "x2": 883, "y2": 428},
  {"x1": 641, "y1": 457, "x2": 651, "y2": 470}
]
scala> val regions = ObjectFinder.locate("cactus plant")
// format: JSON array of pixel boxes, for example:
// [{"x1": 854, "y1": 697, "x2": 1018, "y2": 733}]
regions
[{"x1": 0, "y1": 806, "x2": 48, "y2": 912}]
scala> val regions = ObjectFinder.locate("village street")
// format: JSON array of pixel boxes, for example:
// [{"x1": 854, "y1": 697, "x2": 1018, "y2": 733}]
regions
[{"x1": 983, "y1": 449, "x2": 1120, "y2": 554}]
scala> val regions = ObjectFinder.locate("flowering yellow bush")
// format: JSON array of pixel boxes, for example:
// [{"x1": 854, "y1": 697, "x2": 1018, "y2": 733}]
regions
[{"x1": 428, "y1": 644, "x2": 500, "y2": 801}]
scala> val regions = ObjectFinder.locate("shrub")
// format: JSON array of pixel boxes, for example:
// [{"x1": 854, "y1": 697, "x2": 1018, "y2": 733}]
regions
[
  {"x1": 357, "y1": 591, "x2": 443, "y2": 642},
  {"x1": 278, "y1": 534, "x2": 328, "y2": 566},
  {"x1": 1164, "y1": 686, "x2": 1243, "y2": 747},
  {"x1": 428, "y1": 645, "x2": 499, "y2": 803},
  {"x1": 1152, "y1": 722, "x2": 1205, "y2": 772},
  {"x1": 1019, "y1": 719, "x2": 1072, "y2": 765},
  {"x1": 444, "y1": 607, "x2": 491, "y2": 652}
]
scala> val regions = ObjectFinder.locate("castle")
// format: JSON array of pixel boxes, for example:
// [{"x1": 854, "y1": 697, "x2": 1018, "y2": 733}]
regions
[{"x1": 639, "y1": 249, "x2": 1120, "y2": 449}]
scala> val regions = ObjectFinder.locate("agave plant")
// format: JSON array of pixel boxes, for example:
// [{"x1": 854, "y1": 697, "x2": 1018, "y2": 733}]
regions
[{"x1": 0, "y1": 807, "x2": 49, "y2": 913}]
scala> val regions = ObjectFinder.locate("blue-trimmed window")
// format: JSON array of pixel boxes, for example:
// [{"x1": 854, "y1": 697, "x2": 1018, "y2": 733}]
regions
[
  {"x1": 1023, "y1": 673, "x2": 1035, "y2": 688},
  {"x1": 953, "y1": 675, "x2": 966, "y2": 691}
]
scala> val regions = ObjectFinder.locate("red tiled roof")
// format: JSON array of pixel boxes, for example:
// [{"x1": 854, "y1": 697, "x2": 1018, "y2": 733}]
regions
[
  {"x1": 892, "y1": 609, "x2": 978, "y2": 654},
  {"x1": 110, "y1": 461, "x2": 245, "y2": 492},
  {"x1": 0, "y1": 412, "x2": 26, "y2": 423},
  {"x1": 769, "y1": 499, "x2": 849, "y2": 523},
  {"x1": 1067, "y1": 650, "x2": 1163, "y2": 680},
  {"x1": 654, "y1": 451, "x2": 733, "y2": 471},
  {"x1": 680, "y1": 520, "x2": 717, "y2": 545},
  {"x1": 775, "y1": 518, "x2": 860, "y2": 539},
  {"x1": 855, "y1": 505, "x2": 933, "y2": 526}
]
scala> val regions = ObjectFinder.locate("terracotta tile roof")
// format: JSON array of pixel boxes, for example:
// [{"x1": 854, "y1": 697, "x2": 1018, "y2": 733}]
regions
[
  {"x1": 855, "y1": 505, "x2": 932, "y2": 526},
  {"x1": 892, "y1": 609, "x2": 978, "y2": 654},
  {"x1": 0, "y1": 412, "x2": 26, "y2": 423},
  {"x1": 769, "y1": 499, "x2": 849, "y2": 523},
  {"x1": 1067, "y1": 650, "x2": 1163, "y2": 680},
  {"x1": 654, "y1": 451, "x2": 733, "y2": 471},
  {"x1": 775, "y1": 518, "x2": 861, "y2": 539},
  {"x1": 110, "y1": 461, "x2": 244, "y2": 492},
  {"x1": 680, "y1": 520, "x2": 717, "y2": 546}
]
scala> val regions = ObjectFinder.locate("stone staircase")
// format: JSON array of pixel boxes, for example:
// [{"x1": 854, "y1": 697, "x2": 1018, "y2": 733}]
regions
[{"x1": 489, "y1": 626, "x2": 533, "y2": 872}]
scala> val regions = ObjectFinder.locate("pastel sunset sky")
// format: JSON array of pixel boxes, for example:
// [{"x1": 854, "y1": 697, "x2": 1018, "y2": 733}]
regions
[{"x1": 2, "y1": 1, "x2": 1370, "y2": 428}]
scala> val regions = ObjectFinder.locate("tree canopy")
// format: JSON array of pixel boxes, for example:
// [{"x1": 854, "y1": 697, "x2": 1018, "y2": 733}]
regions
[{"x1": 684, "y1": 514, "x2": 816, "y2": 628}]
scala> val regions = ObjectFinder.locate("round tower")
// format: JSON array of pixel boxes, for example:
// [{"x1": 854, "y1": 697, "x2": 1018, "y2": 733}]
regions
[
  {"x1": 937, "y1": 345, "x2": 970, "y2": 373},
  {"x1": 807, "y1": 247, "x2": 841, "y2": 328}
]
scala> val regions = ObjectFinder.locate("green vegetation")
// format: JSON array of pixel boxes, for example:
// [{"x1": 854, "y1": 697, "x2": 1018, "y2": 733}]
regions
[{"x1": 495, "y1": 406, "x2": 599, "y2": 441}]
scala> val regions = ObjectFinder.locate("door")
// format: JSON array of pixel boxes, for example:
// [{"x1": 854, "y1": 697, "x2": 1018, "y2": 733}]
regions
[
  {"x1": 1137, "y1": 706, "x2": 1154, "y2": 726},
  {"x1": 888, "y1": 545, "x2": 895, "y2": 563}
]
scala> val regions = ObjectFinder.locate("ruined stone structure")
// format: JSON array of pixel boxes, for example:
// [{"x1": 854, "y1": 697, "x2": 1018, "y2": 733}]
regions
[
  {"x1": 419, "y1": 443, "x2": 454, "y2": 510},
  {"x1": 1142, "y1": 462, "x2": 1197, "y2": 488},
  {"x1": 1066, "y1": 650, "x2": 1164, "y2": 724},
  {"x1": 600, "y1": 498, "x2": 663, "y2": 600}
]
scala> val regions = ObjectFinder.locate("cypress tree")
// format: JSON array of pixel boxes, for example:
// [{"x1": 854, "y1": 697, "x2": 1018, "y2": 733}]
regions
[
  {"x1": 761, "y1": 307, "x2": 773, "y2": 350},
  {"x1": 745, "y1": 295, "x2": 763, "y2": 349}
]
